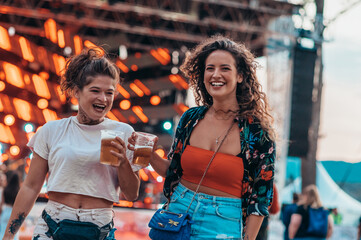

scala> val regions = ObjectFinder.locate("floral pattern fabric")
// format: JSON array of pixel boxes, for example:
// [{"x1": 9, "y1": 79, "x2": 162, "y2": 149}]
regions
[{"x1": 163, "y1": 106, "x2": 276, "y2": 226}]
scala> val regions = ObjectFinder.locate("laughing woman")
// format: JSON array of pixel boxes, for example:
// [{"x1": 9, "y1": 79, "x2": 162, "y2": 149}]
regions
[
  {"x1": 146, "y1": 35, "x2": 276, "y2": 239},
  {"x1": 3, "y1": 49, "x2": 141, "y2": 240}
]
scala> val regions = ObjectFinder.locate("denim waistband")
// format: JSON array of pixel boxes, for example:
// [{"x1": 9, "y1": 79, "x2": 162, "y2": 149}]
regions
[{"x1": 175, "y1": 183, "x2": 242, "y2": 207}]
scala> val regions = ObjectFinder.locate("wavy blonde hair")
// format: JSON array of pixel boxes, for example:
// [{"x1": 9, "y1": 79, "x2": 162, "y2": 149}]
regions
[
  {"x1": 301, "y1": 184, "x2": 323, "y2": 208},
  {"x1": 180, "y1": 35, "x2": 275, "y2": 140}
]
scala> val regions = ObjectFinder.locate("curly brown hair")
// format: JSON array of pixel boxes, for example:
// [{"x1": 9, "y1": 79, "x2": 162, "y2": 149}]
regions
[
  {"x1": 180, "y1": 35, "x2": 275, "y2": 140},
  {"x1": 60, "y1": 48, "x2": 121, "y2": 97}
]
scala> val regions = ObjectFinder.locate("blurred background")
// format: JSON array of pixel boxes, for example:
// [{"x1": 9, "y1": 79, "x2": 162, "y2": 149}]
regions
[{"x1": 0, "y1": 0, "x2": 360, "y2": 239}]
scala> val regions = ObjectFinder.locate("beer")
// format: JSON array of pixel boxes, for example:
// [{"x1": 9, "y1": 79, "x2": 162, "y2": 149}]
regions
[
  {"x1": 133, "y1": 146, "x2": 153, "y2": 167},
  {"x1": 100, "y1": 138, "x2": 120, "y2": 166},
  {"x1": 132, "y1": 132, "x2": 157, "y2": 168},
  {"x1": 99, "y1": 130, "x2": 125, "y2": 166}
]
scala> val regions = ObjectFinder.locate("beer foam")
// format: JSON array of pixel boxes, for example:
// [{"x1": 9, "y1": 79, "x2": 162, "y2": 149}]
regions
[{"x1": 101, "y1": 130, "x2": 125, "y2": 139}]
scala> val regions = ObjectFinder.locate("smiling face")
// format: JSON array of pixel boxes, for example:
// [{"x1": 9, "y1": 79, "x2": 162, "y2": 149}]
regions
[
  {"x1": 203, "y1": 50, "x2": 242, "y2": 104},
  {"x1": 74, "y1": 75, "x2": 116, "y2": 125}
]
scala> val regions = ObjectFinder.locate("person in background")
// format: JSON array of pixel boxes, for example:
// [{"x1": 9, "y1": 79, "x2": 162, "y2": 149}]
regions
[
  {"x1": 3, "y1": 48, "x2": 141, "y2": 240},
  {"x1": 281, "y1": 192, "x2": 300, "y2": 240},
  {"x1": 0, "y1": 171, "x2": 20, "y2": 240},
  {"x1": 330, "y1": 208, "x2": 342, "y2": 225},
  {"x1": 256, "y1": 183, "x2": 280, "y2": 240},
  {"x1": 289, "y1": 184, "x2": 333, "y2": 240},
  {"x1": 137, "y1": 35, "x2": 276, "y2": 239}
]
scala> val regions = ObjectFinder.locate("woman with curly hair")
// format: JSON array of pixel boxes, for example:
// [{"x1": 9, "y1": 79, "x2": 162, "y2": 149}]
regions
[{"x1": 143, "y1": 35, "x2": 276, "y2": 239}]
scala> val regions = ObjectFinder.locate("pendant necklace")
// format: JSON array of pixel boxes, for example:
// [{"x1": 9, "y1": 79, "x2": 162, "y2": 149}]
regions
[{"x1": 215, "y1": 126, "x2": 232, "y2": 145}]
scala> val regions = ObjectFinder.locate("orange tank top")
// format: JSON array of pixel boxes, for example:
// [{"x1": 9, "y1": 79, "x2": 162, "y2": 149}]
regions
[{"x1": 181, "y1": 145, "x2": 244, "y2": 197}]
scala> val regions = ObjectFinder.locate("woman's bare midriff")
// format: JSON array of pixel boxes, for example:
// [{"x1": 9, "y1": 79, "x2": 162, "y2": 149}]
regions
[
  {"x1": 180, "y1": 179, "x2": 239, "y2": 198},
  {"x1": 48, "y1": 192, "x2": 113, "y2": 209}
]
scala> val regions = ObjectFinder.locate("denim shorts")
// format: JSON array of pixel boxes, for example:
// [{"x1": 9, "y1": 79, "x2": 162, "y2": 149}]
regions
[
  {"x1": 32, "y1": 200, "x2": 113, "y2": 240},
  {"x1": 167, "y1": 183, "x2": 243, "y2": 240}
]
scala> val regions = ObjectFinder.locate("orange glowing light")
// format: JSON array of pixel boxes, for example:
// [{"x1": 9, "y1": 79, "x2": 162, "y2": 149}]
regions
[
  {"x1": 44, "y1": 18, "x2": 57, "y2": 44},
  {"x1": 56, "y1": 85, "x2": 66, "y2": 104},
  {"x1": 3, "y1": 62, "x2": 24, "y2": 88},
  {"x1": 129, "y1": 83, "x2": 144, "y2": 97},
  {"x1": 39, "y1": 72, "x2": 49, "y2": 80},
  {"x1": 57, "y1": 29, "x2": 65, "y2": 48},
  {"x1": 42, "y1": 109, "x2": 58, "y2": 122},
  {"x1": 130, "y1": 65, "x2": 138, "y2": 71},
  {"x1": 26, "y1": 132, "x2": 35, "y2": 141},
  {"x1": 0, "y1": 81, "x2": 5, "y2": 92},
  {"x1": 0, "y1": 71, "x2": 5, "y2": 80},
  {"x1": 0, "y1": 99, "x2": 3, "y2": 112},
  {"x1": 84, "y1": 40, "x2": 104, "y2": 55},
  {"x1": 37, "y1": 99, "x2": 48, "y2": 109},
  {"x1": 150, "y1": 48, "x2": 170, "y2": 65},
  {"x1": 116, "y1": 85, "x2": 130, "y2": 99},
  {"x1": 113, "y1": 200, "x2": 133, "y2": 208},
  {"x1": 1, "y1": 154, "x2": 9, "y2": 162},
  {"x1": 4, "y1": 114, "x2": 15, "y2": 126},
  {"x1": 23, "y1": 74, "x2": 31, "y2": 85},
  {"x1": 9, "y1": 145, "x2": 20, "y2": 156},
  {"x1": 128, "y1": 115, "x2": 137, "y2": 124},
  {"x1": 139, "y1": 169, "x2": 149, "y2": 181},
  {"x1": 119, "y1": 100, "x2": 131, "y2": 110},
  {"x1": 19, "y1": 37, "x2": 34, "y2": 62},
  {"x1": 174, "y1": 75, "x2": 188, "y2": 89},
  {"x1": 150, "y1": 95, "x2": 161, "y2": 106},
  {"x1": 155, "y1": 148, "x2": 165, "y2": 158},
  {"x1": 0, "y1": 26, "x2": 11, "y2": 50},
  {"x1": 32, "y1": 75, "x2": 51, "y2": 99},
  {"x1": 157, "y1": 48, "x2": 171, "y2": 62},
  {"x1": 70, "y1": 97, "x2": 78, "y2": 105},
  {"x1": 73, "y1": 35, "x2": 83, "y2": 55},
  {"x1": 52, "y1": 54, "x2": 66, "y2": 76},
  {"x1": 134, "y1": 52, "x2": 142, "y2": 58},
  {"x1": 179, "y1": 103, "x2": 189, "y2": 113},
  {"x1": 106, "y1": 111, "x2": 119, "y2": 121},
  {"x1": 132, "y1": 106, "x2": 148, "y2": 123},
  {"x1": 134, "y1": 79, "x2": 151, "y2": 95},
  {"x1": 116, "y1": 60, "x2": 129, "y2": 73},
  {"x1": 13, "y1": 98, "x2": 31, "y2": 121}
]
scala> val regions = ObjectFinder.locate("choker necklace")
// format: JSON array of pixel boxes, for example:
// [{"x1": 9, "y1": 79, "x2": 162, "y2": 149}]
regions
[{"x1": 212, "y1": 107, "x2": 239, "y2": 120}]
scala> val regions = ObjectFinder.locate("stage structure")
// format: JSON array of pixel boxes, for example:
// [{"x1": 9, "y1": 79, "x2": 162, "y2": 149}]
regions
[{"x1": 0, "y1": 0, "x2": 298, "y2": 171}]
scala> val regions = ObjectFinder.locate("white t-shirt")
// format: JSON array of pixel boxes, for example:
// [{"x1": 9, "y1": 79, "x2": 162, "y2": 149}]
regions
[{"x1": 27, "y1": 116, "x2": 140, "y2": 203}]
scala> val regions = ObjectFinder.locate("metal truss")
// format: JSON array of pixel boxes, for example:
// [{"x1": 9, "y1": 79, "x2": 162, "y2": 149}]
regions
[{"x1": 0, "y1": 0, "x2": 297, "y2": 55}]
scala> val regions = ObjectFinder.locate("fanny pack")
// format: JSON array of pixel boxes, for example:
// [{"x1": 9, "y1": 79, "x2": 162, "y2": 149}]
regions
[{"x1": 42, "y1": 210, "x2": 116, "y2": 240}]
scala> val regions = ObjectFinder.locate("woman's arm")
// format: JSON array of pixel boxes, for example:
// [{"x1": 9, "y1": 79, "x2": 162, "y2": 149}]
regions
[
  {"x1": 113, "y1": 136, "x2": 140, "y2": 201},
  {"x1": 3, "y1": 153, "x2": 48, "y2": 240},
  {"x1": 244, "y1": 215, "x2": 264, "y2": 240},
  {"x1": 326, "y1": 214, "x2": 334, "y2": 239},
  {"x1": 149, "y1": 152, "x2": 171, "y2": 178},
  {"x1": 288, "y1": 213, "x2": 302, "y2": 239}
]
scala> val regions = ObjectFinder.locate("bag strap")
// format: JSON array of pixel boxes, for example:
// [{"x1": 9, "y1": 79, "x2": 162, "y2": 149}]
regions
[
  {"x1": 42, "y1": 210, "x2": 59, "y2": 237},
  {"x1": 185, "y1": 120, "x2": 236, "y2": 212}
]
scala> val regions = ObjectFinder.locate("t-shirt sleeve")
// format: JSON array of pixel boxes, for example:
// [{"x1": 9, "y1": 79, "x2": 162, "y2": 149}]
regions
[{"x1": 27, "y1": 123, "x2": 50, "y2": 160}]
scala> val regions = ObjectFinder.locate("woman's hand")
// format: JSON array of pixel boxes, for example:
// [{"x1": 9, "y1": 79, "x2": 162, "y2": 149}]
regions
[
  {"x1": 111, "y1": 136, "x2": 128, "y2": 166},
  {"x1": 127, "y1": 132, "x2": 159, "y2": 154}
]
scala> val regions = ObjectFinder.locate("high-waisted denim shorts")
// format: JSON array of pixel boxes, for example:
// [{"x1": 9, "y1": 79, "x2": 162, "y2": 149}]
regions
[
  {"x1": 32, "y1": 200, "x2": 113, "y2": 240},
  {"x1": 167, "y1": 183, "x2": 243, "y2": 240}
]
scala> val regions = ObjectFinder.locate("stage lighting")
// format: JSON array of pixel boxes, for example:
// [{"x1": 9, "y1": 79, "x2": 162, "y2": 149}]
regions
[
  {"x1": 24, "y1": 123, "x2": 34, "y2": 133},
  {"x1": 163, "y1": 121, "x2": 172, "y2": 131}
]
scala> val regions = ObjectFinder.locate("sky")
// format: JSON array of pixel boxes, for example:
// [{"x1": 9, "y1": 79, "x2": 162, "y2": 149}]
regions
[{"x1": 317, "y1": 0, "x2": 361, "y2": 163}]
